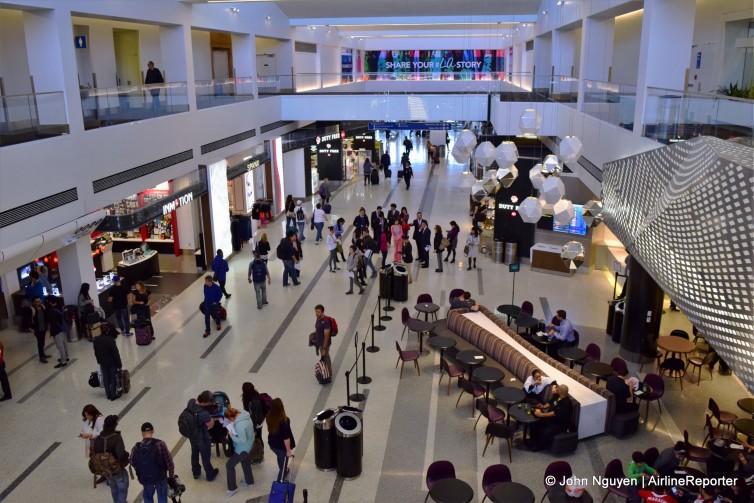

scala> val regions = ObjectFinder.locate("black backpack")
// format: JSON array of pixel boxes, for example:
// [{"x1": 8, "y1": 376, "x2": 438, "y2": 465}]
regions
[
  {"x1": 177, "y1": 407, "x2": 199, "y2": 439},
  {"x1": 251, "y1": 260, "x2": 266, "y2": 283},
  {"x1": 276, "y1": 241, "x2": 285, "y2": 260},
  {"x1": 296, "y1": 207, "x2": 305, "y2": 221},
  {"x1": 131, "y1": 440, "x2": 164, "y2": 485}
]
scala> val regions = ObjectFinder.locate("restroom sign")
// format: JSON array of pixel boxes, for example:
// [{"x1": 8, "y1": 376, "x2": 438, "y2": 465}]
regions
[{"x1": 75, "y1": 36, "x2": 87, "y2": 49}]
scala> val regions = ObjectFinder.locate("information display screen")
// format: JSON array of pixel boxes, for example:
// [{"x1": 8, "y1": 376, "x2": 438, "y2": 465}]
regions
[{"x1": 552, "y1": 204, "x2": 587, "y2": 236}]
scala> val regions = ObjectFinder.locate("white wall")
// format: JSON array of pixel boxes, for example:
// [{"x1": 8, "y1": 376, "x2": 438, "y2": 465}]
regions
[
  {"x1": 611, "y1": 10, "x2": 642, "y2": 85},
  {"x1": 0, "y1": 9, "x2": 32, "y2": 95},
  {"x1": 191, "y1": 30, "x2": 212, "y2": 81},
  {"x1": 282, "y1": 148, "x2": 306, "y2": 197}
]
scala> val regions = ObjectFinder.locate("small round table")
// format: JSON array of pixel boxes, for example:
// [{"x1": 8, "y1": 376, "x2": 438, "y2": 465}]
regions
[
  {"x1": 532, "y1": 333, "x2": 559, "y2": 357},
  {"x1": 493, "y1": 387, "x2": 526, "y2": 425},
  {"x1": 428, "y1": 336, "x2": 456, "y2": 375},
  {"x1": 738, "y1": 398, "x2": 754, "y2": 419},
  {"x1": 415, "y1": 302, "x2": 440, "y2": 322},
  {"x1": 456, "y1": 350, "x2": 487, "y2": 381},
  {"x1": 558, "y1": 347, "x2": 587, "y2": 369},
  {"x1": 582, "y1": 361, "x2": 614, "y2": 384},
  {"x1": 547, "y1": 484, "x2": 594, "y2": 503},
  {"x1": 657, "y1": 336, "x2": 696, "y2": 358},
  {"x1": 491, "y1": 482, "x2": 534, "y2": 503},
  {"x1": 515, "y1": 315, "x2": 540, "y2": 336},
  {"x1": 409, "y1": 318, "x2": 435, "y2": 356},
  {"x1": 508, "y1": 403, "x2": 539, "y2": 442},
  {"x1": 496, "y1": 304, "x2": 521, "y2": 325},
  {"x1": 734, "y1": 418, "x2": 754, "y2": 439},
  {"x1": 674, "y1": 466, "x2": 706, "y2": 491},
  {"x1": 473, "y1": 366, "x2": 505, "y2": 403},
  {"x1": 428, "y1": 478, "x2": 474, "y2": 503}
]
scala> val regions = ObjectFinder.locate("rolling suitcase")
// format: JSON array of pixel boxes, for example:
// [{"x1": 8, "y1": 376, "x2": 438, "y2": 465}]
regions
[
  {"x1": 370, "y1": 169, "x2": 379, "y2": 185},
  {"x1": 315, "y1": 355, "x2": 332, "y2": 384},
  {"x1": 134, "y1": 319, "x2": 153, "y2": 346},
  {"x1": 384, "y1": 167, "x2": 392, "y2": 177},
  {"x1": 115, "y1": 369, "x2": 131, "y2": 397},
  {"x1": 269, "y1": 456, "x2": 295, "y2": 503}
]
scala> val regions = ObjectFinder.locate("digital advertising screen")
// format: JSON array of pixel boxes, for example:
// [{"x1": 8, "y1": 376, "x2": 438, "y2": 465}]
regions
[
  {"x1": 363, "y1": 50, "x2": 504, "y2": 78},
  {"x1": 552, "y1": 204, "x2": 588, "y2": 236}
]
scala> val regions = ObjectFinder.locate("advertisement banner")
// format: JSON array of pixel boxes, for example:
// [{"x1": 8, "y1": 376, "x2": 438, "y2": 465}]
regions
[{"x1": 363, "y1": 50, "x2": 504, "y2": 77}]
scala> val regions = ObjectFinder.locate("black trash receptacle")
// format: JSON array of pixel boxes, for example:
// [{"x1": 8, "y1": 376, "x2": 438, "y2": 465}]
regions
[
  {"x1": 334, "y1": 411, "x2": 363, "y2": 479},
  {"x1": 379, "y1": 265, "x2": 393, "y2": 300},
  {"x1": 391, "y1": 264, "x2": 409, "y2": 302},
  {"x1": 339, "y1": 406, "x2": 364, "y2": 451},
  {"x1": 612, "y1": 301, "x2": 625, "y2": 343},
  {"x1": 606, "y1": 299, "x2": 618, "y2": 337},
  {"x1": 313, "y1": 408, "x2": 337, "y2": 471},
  {"x1": 66, "y1": 305, "x2": 83, "y2": 342}
]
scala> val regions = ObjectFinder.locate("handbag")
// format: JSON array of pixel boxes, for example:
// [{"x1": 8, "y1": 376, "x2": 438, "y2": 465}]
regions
[
  {"x1": 294, "y1": 262, "x2": 302, "y2": 271},
  {"x1": 463, "y1": 245, "x2": 470, "y2": 256},
  {"x1": 440, "y1": 238, "x2": 450, "y2": 251},
  {"x1": 336, "y1": 243, "x2": 343, "y2": 254}
]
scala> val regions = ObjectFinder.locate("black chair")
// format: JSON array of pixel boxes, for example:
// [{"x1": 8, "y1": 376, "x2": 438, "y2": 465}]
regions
[
  {"x1": 611, "y1": 410, "x2": 640, "y2": 437},
  {"x1": 644, "y1": 447, "x2": 660, "y2": 468},
  {"x1": 483, "y1": 422, "x2": 517, "y2": 462},
  {"x1": 550, "y1": 424, "x2": 579, "y2": 455},
  {"x1": 659, "y1": 357, "x2": 685, "y2": 389}
]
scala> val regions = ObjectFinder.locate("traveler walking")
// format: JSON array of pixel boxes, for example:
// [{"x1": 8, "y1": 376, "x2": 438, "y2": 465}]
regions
[
  {"x1": 361, "y1": 233, "x2": 379, "y2": 278},
  {"x1": 202, "y1": 275, "x2": 224, "y2": 338},
  {"x1": 30, "y1": 296, "x2": 49, "y2": 363},
  {"x1": 346, "y1": 246, "x2": 366, "y2": 295},
  {"x1": 211, "y1": 249, "x2": 231, "y2": 299},
  {"x1": 294, "y1": 200, "x2": 307, "y2": 241},
  {"x1": 144, "y1": 61, "x2": 164, "y2": 111},
  {"x1": 255, "y1": 233, "x2": 271, "y2": 263},
  {"x1": 130, "y1": 422, "x2": 174, "y2": 503},
  {"x1": 266, "y1": 398, "x2": 295, "y2": 482},
  {"x1": 247, "y1": 252, "x2": 271, "y2": 310},
  {"x1": 0, "y1": 341, "x2": 11, "y2": 401},
  {"x1": 380, "y1": 152, "x2": 391, "y2": 172},
  {"x1": 91, "y1": 415, "x2": 130, "y2": 503},
  {"x1": 284, "y1": 195, "x2": 296, "y2": 229},
  {"x1": 433, "y1": 224, "x2": 445, "y2": 273},
  {"x1": 108, "y1": 276, "x2": 131, "y2": 336},
  {"x1": 312, "y1": 203, "x2": 327, "y2": 244},
  {"x1": 180, "y1": 390, "x2": 219, "y2": 481},
  {"x1": 93, "y1": 326, "x2": 122, "y2": 400},
  {"x1": 47, "y1": 297, "x2": 69, "y2": 368},
  {"x1": 465, "y1": 228, "x2": 479, "y2": 270},
  {"x1": 403, "y1": 162, "x2": 413, "y2": 189},
  {"x1": 326, "y1": 226, "x2": 341, "y2": 273},
  {"x1": 444, "y1": 221, "x2": 460, "y2": 263},
  {"x1": 80, "y1": 404, "x2": 105, "y2": 483},
  {"x1": 277, "y1": 231, "x2": 300, "y2": 286},
  {"x1": 363, "y1": 158, "x2": 372, "y2": 185},
  {"x1": 335, "y1": 218, "x2": 347, "y2": 262},
  {"x1": 403, "y1": 136, "x2": 413, "y2": 153},
  {"x1": 223, "y1": 407, "x2": 255, "y2": 497},
  {"x1": 317, "y1": 178, "x2": 331, "y2": 204}
]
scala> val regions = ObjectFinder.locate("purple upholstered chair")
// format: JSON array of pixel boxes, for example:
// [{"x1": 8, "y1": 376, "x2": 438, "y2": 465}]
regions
[
  {"x1": 601, "y1": 459, "x2": 631, "y2": 501},
  {"x1": 424, "y1": 460, "x2": 456, "y2": 503},
  {"x1": 481, "y1": 464, "x2": 512, "y2": 502},
  {"x1": 541, "y1": 461, "x2": 573, "y2": 503}
]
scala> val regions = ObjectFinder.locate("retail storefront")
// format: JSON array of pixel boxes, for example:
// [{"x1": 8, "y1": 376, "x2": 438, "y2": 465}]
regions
[{"x1": 226, "y1": 149, "x2": 271, "y2": 250}]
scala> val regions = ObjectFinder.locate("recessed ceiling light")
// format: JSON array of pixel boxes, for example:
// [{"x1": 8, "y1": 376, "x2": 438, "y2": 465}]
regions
[
  {"x1": 542, "y1": 9, "x2": 548, "y2": 14},
  {"x1": 556, "y1": 0, "x2": 564, "y2": 5},
  {"x1": 230, "y1": 7, "x2": 240, "y2": 13},
  {"x1": 265, "y1": 16, "x2": 271, "y2": 20}
]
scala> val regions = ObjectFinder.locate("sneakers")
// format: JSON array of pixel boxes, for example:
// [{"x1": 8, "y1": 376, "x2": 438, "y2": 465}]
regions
[
  {"x1": 345, "y1": 291, "x2": 354, "y2": 295},
  {"x1": 240, "y1": 481, "x2": 254, "y2": 488},
  {"x1": 225, "y1": 489, "x2": 238, "y2": 498}
]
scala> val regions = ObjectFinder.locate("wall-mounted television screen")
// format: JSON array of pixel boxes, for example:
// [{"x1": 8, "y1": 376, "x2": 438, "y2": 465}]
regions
[{"x1": 552, "y1": 204, "x2": 588, "y2": 236}]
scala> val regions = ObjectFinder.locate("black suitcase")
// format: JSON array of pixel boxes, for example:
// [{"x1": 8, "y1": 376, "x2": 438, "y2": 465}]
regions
[
  {"x1": 384, "y1": 168, "x2": 392, "y2": 177},
  {"x1": 370, "y1": 169, "x2": 379, "y2": 185}
]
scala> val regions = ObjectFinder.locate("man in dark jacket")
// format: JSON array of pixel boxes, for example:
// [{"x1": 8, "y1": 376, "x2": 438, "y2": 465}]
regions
[
  {"x1": 386, "y1": 203, "x2": 399, "y2": 225},
  {"x1": 370, "y1": 206, "x2": 384, "y2": 239},
  {"x1": 210, "y1": 249, "x2": 231, "y2": 299},
  {"x1": 278, "y1": 231, "x2": 300, "y2": 287},
  {"x1": 108, "y1": 276, "x2": 131, "y2": 336},
  {"x1": 144, "y1": 61, "x2": 164, "y2": 110},
  {"x1": 130, "y1": 422, "x2": 175, "y2": 503},
  {"x1": 30, "y1": 296, "x2": 50, "y2": 363},
  {"x1": 529, "y1": 385, "x2": 573, "y2": 451},
  {"x1": 92, "y1": 415, "x2": 130, "y2": 503},
  {"x1": 202, "y1": 275, "x2": 223, "y2": 338},
  {"x1": 416, "y1": 220, "x2": 431, "y2": 268},
  {"x1": 380, "y1": 152, "x2": 391, "y2": 172},
  {"x1": 187, "y1": 391, "x2": 219, "y2": 481},
  {"x1": 93, "y1": 328, "x2": 122, "y2": 400}
]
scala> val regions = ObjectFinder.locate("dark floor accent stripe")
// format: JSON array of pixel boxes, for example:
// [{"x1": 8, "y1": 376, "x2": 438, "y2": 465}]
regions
[
  {"x1": 200, "y1": 325, "x2": 232, "y2": 359},
  {"x1": 539, "y1": 296, "x2": 552, "y2": 321},
  {"x1": 440, "y1": 289, "x2": 446, "y2": 307},
  {"x1": 0, "y1": 442, "x2": 61, "y2": 502},
  {"x1": 16, "y1": 358, "x2": 78, "y2": 404},
  {"x1": 329, "y1": 389, "x2": 370, "y2": 503},
  {"x1": 117, "y1": 387, "x2": 151, "y2": 419},
  {"x1": 477, "y1": 268, "x2": 484, "y2": 295},
  {"x1": 131, "y1": 311, "x2": 200, "y2": 377},
  {"x1": 7, "y1": 342, "x2": 56, "y2": 376},
  {"x1": 416, "y1": 162, "x2": 437, "y2": 215},
  {"x1": 583, "y1": 437, "x2": 607, "y2": 500},
  {"x1": 132, "y1": 437, "x2": 188, "y2": 503}
]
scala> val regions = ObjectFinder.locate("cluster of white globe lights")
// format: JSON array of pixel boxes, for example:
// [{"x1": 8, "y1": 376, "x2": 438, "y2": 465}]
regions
[{"x1": 453, "y1": 108, "x2": 604, "y2": 270}]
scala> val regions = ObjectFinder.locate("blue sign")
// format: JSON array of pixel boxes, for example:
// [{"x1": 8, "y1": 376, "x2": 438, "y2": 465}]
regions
[
  {"x1": 695, "y1": 52, "x2": 701, "y2": 69},
  {"x1": 369, "y1": 121, "x2": 451, "y2": 131},
  {"x1": 509, "y1": 263, "x2": 520, "y2": 273},
  {"x1": 75, "y1": 36, "x2": 87, "y2": 49}
]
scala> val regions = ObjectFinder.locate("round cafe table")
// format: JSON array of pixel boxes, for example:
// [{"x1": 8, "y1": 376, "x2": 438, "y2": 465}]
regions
[
  {"x1": 734, "y1": 418, "x2": 754, "y2": 439},
  {"x1": 508, "y1": 403, "x2": 539, "y2": 442},
  {"x1": 737, "y1": 398, "x2": 754, "y2": 419},
  {"x1": 582, "y1": 361, "x2": 614, "y2": 384},
  {"x1": 491, "y1": 482, "x2": 534, "y2": 503},
  {"x1": 657, "y1": 336, "x2": 696, "y2": 358},
  {"x1": 456, "y1": 350, "x2": 487, "y2": 381},
  {"x1": 415, "y1": 302, "x2": 440, "y2": 322},
  {"x1": 547, "y1": 484, "x2": 594, "y2": 503},
  {"x1": 428, "y1": 478, "x2": 473, "y2": 503},
  {"x1": 496, "y1": 304, "x2": 521, "y2": 325},
  {"x1": 473, "y1": 366, "x2": 505, "y2": 403},
  {"x1": 558, "y1": 346, "x2": 587, "y2": 369},
  {"x1": 532, "y1": 332, "x2": 559, "y2": 357},
  {"x1": 428, "y1": 335, "x2": 456, "y2": 375},
  {"x1": 408, "y1": 318, "x2": 435, "y2": 356},
  {"x1": 515, "y1": 315, "x2": 540, "y2": 336},
  {"x1": 493, "y1": 387, "x2": 526, "y2": 426}
]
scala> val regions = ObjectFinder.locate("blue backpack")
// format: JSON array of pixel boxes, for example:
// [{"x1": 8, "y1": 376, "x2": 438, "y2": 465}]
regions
[
  {"x1": 251, "y1": 260, "x2": 266, "y2": 283},
  {"x1": 131, "y1": 440, "x2": 164, "y2": 485}
]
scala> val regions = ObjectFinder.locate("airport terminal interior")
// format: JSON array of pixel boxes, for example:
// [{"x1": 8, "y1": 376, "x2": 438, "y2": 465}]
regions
[{"x1": 0, "y1": 1, "x2": 753, "y2": 502}]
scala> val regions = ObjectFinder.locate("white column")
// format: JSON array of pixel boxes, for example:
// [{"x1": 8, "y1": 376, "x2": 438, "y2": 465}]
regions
[
  {"x1": 57, "y1": 238, "x2": 98, "y2": 307},
  {"x1": 231, "y1": 34, "x2": 256, "y2": 96},
  {"x1": 577, "y1": 17, "x2": 614, "y2": 109},
  {"x1": 533, "y1": 34, "x2": 552, "y2": 85},
  {"x1": 206, "y1": 161, "x2": 233, "y2": 256},
  {"x1": 632, "y1": 0, "x2": 696, "y2": 135},
  {"x1": 160, "y1": 24, "x2": 196, "y2": 111},
  {"x1": 23, "y1": 8, "x2": 84, "y2": 133}
]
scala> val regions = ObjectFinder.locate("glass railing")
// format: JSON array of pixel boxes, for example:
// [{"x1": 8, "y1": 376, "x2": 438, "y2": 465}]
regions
[
  {"x1": 582, "y1": 79, "x2": 637, "y2": 131},
  {"x1": 80, "y1": 82, "x2": 189, "y2": 130},
  {"x1": 643, "y1": 86, "x2": 754, "y2": 144},
  {"x1": 0, "y1": 91, "x2": 69, "y2": 147},
  {"x1": 195, "y1": 77, "x2": 255, "y2": 109}
]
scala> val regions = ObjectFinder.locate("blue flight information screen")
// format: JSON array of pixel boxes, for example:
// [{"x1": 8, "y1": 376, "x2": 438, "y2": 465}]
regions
[{"x1": 552, "y1": 204, "x2": 587, "y2": 236}]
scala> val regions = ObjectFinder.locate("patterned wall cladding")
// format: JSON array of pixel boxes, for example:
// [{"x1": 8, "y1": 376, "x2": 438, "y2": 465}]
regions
[{"x1": 602, "y1": 137, "x2": 754, "y2": 391}]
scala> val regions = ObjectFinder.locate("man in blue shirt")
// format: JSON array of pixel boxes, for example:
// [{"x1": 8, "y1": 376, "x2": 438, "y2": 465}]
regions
[
  {"x1": 202, "y1": 276, "x2": 223, "y2": 338},
  {"x1": 548, "y1": 310, "x2": 575, "y2": 350},
  {"x1": 210, "y1": 249, "x2": 231, "y2": 299}
]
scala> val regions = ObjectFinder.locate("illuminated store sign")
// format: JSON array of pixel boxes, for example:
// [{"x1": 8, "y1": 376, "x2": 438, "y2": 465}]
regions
[{"x1": 162, "y1": 192, "x2": 194, "y2": 215}]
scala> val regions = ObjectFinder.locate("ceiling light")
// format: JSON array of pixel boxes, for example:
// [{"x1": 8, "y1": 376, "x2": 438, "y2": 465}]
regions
[
  {"x1": 542, "y1": 9, "x2": 548, "y2": 14},
  {"x1": 310, "y1": 26, "x2": 316, "y2": 30},
  {"x1": 231, "y1": 8, "x2": 240, "y2": 13},
  {"x1": 265, "y1": 16, "x2": 271, "y2": 20},
  {"x1": 556, "y1": 0, "x2": 564, "y2": 5}
]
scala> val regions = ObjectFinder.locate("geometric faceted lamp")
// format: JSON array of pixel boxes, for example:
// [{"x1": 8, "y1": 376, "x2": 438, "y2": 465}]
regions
[
  {"x1": 496, "y1": 165, "x2": 519, "y2": 188},
  {"x1": 559, "y1": 136, "x2": 583, "y2": 164},
  {"x1": 552, "y1": 199, "x2": 575, "y2": 226},
  {"x1": 519, "y1": 108, "x2": 541, "y2": 137},
  {"x1": 475, "y1": 141, "x2": 497, "y2": 168},
  {"x1": 518, "y1": 196, "x2": 543, "y2": 223},
  {"x1": 495, "y1": 141, "x2": 519, "y2": 167},
  {"x1": 541, "y1": 176, "x2": 565, "y2": 204},
  {"x1": 560, "y1": 240, "x2": 585, "y2": 270},
  {"x1": 582, "y1": 200, "x2": 603, "y2": 228},
  {"x1": 529, "y1": 165, "x2": 546, "y2": 190}
]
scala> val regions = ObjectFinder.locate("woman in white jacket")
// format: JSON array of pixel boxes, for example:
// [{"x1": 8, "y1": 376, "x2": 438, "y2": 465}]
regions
[
  {"x1": 465, "y1": 228, "x2": 480, "y2": 270},
  {"x1": 79, "y1": 404, "x2": 105, "y2": 484},
  {"x1": 223, "y1": 407, "x2": 255, "y2": 497}
]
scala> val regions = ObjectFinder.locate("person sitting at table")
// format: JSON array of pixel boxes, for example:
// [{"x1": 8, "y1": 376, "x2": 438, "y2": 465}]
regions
[
  {"x1": 637, "y1": 485, "x2": 681, "y2": 503},
  {"x1": 448, "y1": 292, "x2": 479, "y2": 312},
  {"x1": 523, "y1": 369, "x2": 556, "y2": 403},
  {"x1": 527, "y1": 384, "x2": 572, "y2": 451},
  {"x1": 606, "y1": 368, "x2": 640, "y2": 413},
  {"x1": 653, "y1": 441, "x2": 687, "y2": 476},
  {"x1": 694, "y1": 486, "x2": 721, "y2": 503},
  {"x1": 547, "y1": 310, "x2": 575, "y2": 349},
  {"x1": 627, "y1": 451, "x2": 657, "y2": 503}
]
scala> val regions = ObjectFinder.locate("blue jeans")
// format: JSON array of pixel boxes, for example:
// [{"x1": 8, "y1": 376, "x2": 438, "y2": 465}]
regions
[
  {"x1": 204, "y1": 303, "x2": 221, "y2": 332},
  {"x1": 297, "y1": 222, "x2": 305, "y2": 241},
  {"x1": 314, "y1": 222, "x2": 324, "y2": 242},
  {"x1": 142, "y1": 478, "x2": 167, "y2": 503},
  {"x1": 114, "y1": 308, "x2": 130, "y2": 334},
  {"x1": 270, "y1": 446, "x2": 288, "y2": 481},
  {"x1": 190, "y1": 435, "x2": 216, "y2": 479},
  {"x1": 253, "y1": 281, "x2": 267, "y2": 309},
  {"x1": 282, "y1": 260, "x2": 299, "y2": 286},
  {"x1": 285, "y1": 216, "x2": 295, "y2": 228},
  {"x1": 108, "y1": 470, "x2": 129, "y2": 503}
]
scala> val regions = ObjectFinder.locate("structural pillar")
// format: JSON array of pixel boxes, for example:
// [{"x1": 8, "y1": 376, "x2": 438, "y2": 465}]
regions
[
  {"x1": 576, "y1": 16, "x2": 614, "y2": 110},
  {"x1": 57, "y1": 237, "x2": 98, "y2": 308},
  {"x1": 619, "y1": 256, "x2": 665, "y2": 363},
  {"x1": 231, "y1": 34, "x2": 257, "y2": 96},
  {"x1": 160, "y1": 23, "x2": 196, "y2": 111}
]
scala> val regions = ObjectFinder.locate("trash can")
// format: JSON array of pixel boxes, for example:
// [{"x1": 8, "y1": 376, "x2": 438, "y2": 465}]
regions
[
  {"x1": 339, "y1": 406, "x2": 364, "y2": 452},
  {"x1": 379, "y1": 265, "x2": 393, "y2": 300},
  {"x1": 493, "y1": 239, "x2": 504, "y2": 263},
  {"x1": 334, "y1": 411, "x2": 363, "y2": 479},
  {"x1": 66, "y1": 305, "x2": 82, "y2": 342},
  {"x1": 504, "y1": 241, "x2": 518, "y2": 265},
  {"x1": 606, "y1": 300, "x2": 618, "y2": 337},
  {"x1": 313, "y1": 408, "x2": 338, "y2": 471},
  {"x1": 612, "y1": 301, "x2": 625, "y2": 343},
  {"x1": 391, "y1": 264, "x2": 409, "y2": 302}
]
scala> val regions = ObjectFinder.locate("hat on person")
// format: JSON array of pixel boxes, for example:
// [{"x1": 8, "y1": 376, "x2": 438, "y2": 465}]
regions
[
  {"x1": 141, "y1": 422, "x2": 154, "y2": 432},
  {"x1": 113, "y1": 276, "x2": 121, "y2": 282},
  {"x1": 104, "y1": 415, "x2": 119, "y2": 429},
  {"x1": 296, "y1": 200, "x2": 302, "y2": 206}
]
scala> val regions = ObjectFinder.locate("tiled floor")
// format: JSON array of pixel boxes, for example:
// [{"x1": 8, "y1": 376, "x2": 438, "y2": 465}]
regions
[{"x1": 0, "y1": 133, "x2": 749, "y2": 503}]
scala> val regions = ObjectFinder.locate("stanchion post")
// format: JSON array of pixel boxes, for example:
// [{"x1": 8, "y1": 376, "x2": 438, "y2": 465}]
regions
[
  {"x1": 367, "y1": 314, "x2": 380, "y2": 353},
  {"x1": 380, "y1": 293, "x2": 392, "y2": 321},
  {"x1": 357, "y1": 341, "x2": 372, "y2": 384},
  {"x1": 374, "y1": 300, "x2": 386, "y2": 330},
  {"x1": 349, "y1": 355, "x2": 366, "y2": 402},
  {"x1": 384, "y1": 274, "x2": 395, "y2": 312},
  {"x1": 345, "y1": 370, "x2": 351, "y2": 407}
]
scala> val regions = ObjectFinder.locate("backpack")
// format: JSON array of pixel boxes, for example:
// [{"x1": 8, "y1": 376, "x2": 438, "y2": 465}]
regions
[
  {"x1": 251, "y1": 260, "x2": 266, "y2": 283},
  {"x1": 259, "y1": 392, "x2": 273, "y2": 417},
  {"x1": 131, "y1": 440, "x2": 164, "y2": 485},
  {"x1": 296, "y1": 207, "x2": 305, "y2": 221},
  {"x1": 276, "y1": 241, "x2": 285, "y2": 260},
  {"x1": 53, "y1": 308, "x2": 71, "y2": 334},
  {"x1": 324, "y1": 316, "x2": 338, "y2": 337},
  {"x1": 89, "y1": 434, "x2": 122, "y2": 478},
  {"x1": 177, "y1": 407, "x2": 199, "y2": 439}
]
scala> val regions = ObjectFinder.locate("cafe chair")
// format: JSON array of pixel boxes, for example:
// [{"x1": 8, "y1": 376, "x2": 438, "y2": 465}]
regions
[
  {"x1": 577, "y1": 343, "x2": 601, "y2": 369},
  {"x1": 439, "y1": 357, "x2": 465, "y2": 396},
  {"x1": 659, "y1": 357, "x2": 685, "y2": 389},
  {"x1": 456, "y1": 377, "x2": 485, "y2": 417},
  {"x1": 683, "y1": 429, "x2": 712, "y2": 467},
  {"x1": 692, "y1": 326, "x2": 705, "y2": 345},
  {"x1": 670, "y1": 329, "x2": 690, "y2": 340},
  {"x1": 569, "y1": 329, "x2": 580, "y2": 348},
  {"x1": 474, "y1": 398, "x2": 505, "y2": 430},
  {"x1": 642, "y1": 374, "x2": 665, "y2": 422},
  {"x1": 395, "y1": 341, "x2": 420, "y2": 379},
  {"x1": 600, "y1": 459, "x2": 631, "y2": 502},
  {"x1": 416, "y1": 293, "x2": 437, "y2": 321},
  {"x1": 643, "y1": 447, "x2": 660, "y2": 468},
  {"x1": 482, "y1": 423, "x2": 516, "y2": 463},
  {"x1": 481, "y1": 464, "x2": 512, "y2": 502},
  {"x1": 541, "y1": 461, "x2": 573, "y2": 503},
  {"x1": 610, "y1": 357, "x2": 628, "y2": 374},
  {"x1": 702, "y1": 413, "x2": 737, "y2": 445},
  {"x1": 708, "y1": 398, "x2": 737, "y2": 429},
  {"x1": 424, "y1": 460, "x2": 456, "y2": 503},
  {"x1": 520, "y1": 300, "x2": 534, "y2": 317},
  {"x1": 448, "y1": 288, "x2": 465, "y2": 304},
  {"x1": 686, "y1": 352, "x2": 716, "y2": 386}
]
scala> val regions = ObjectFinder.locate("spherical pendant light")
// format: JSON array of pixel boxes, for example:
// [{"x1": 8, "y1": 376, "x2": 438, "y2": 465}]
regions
[
  {"x1": 542, "y1": 176, "x2": 565, "y2": 204},
  {"x1": 475, "y1": 141, "x2": 496, "y2": 168},
  {"x1": 560, "y1": 136, "x2": 583, "y2": 164},
  {"x1": 553, "y1": 199, "x2": 575, "y2": 226},
  {"x1": 519, "y1": 196, "x2": 543, "y2": 223},
  {"x1": 494, "y1": 141, "x2": 518, "y2": 168}
]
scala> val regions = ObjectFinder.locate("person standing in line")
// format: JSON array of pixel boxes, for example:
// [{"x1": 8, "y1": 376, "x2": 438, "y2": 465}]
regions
[
  {"x1": 266, "y1": 398, "x2": 295, "y2": 482},
  {"x1": 93, "y1": 325, "x2": 122, "y2": 400},
  {"x1": 362, "y1": 157, "x2": 372, "y2": 186},
  {"x1": 465, "y1": 228, "x2": 479, "y2": 270},
  {"x1": 346, "y1": 245, "x2": 366, "y2": 295},
  {"x1": 352, "y1": 207, "x2": 369, "y2": 235},
  {"x1": 248, "y1": 252, "x2": 271, "y2": 310},
  {"x1": 132, "y1": 281, "x2": 154, "y2": 338},
  {"x1": 370, "y1": 206, "x2": 385, "y2": 240},
  {"x1": 30, "y1": 296, "x2": 50, "y2": 363},
  {"x1": 379, "y1": 223, "x2": 389, "y2": 267},
  {"x1": 0, "y1": 341, "x2": 11, "y2": 401},
  {"x1": 211, "y1": 249, "x2": 231, "y2": 299},
  {"x1": 22, "y1": 270, "x2": 45, "y2": 331},
  {"x1": 401, "y1": 235, "x2": 414, "y2": 284},
  {"x1": 284, "y1": 195, "x2": 296, "y2": 229},
  {"x1": 411, "y1": 212, "x2": 426, "y2": 264},
  {"x1": 326, "y1": 226, "x2": 341, "y2": 273},
  {"x1": 294, "y1": 200, "x2": 307, "y2": 242},
  {"x1": 403, "y1": 161, "x2": 413, "y2": 189},
  {"x1": 386, "y1": 203, "x2": 399, "y2": 225},
  {"x1": 241, "y1": 382, "x2": 266, "y2": 461},
  {"x1": 223, "y1": 408, "x2": 255, "y2": 497},
  {"x1": 334, "y1": 218, "x2": 347, "y2": 262},
  {"x1": 144, "y1": 61, "x2": 164, "y2": 111},
  {"x1": 312, "y1": 203, "x2": 327, "y2": 244},
  {"x1": 391, "y1": 218, "x2": 404, "y2": 263},
  {"x1": 47, "y1": 297, "x2": 69, "y2": 368},
  {"x1": 278, "y1": 231, "x2": 300, "y2": 287},
  {"x1": 186, "y1": 391, "x2": 220, "y2": 481},
  {"x1": 202, "y1": 275, "x2": 224, "y2": 338},
  {"x1": 444, "y1": 221, "x2": 460, "y2": 263},
  {"x1": 255, "y1": 233, "x2": 271, "y2": 263},
  {"x1": 418, "y1": 221, "x2": 431, "y2": 269},
  {"x1": 108, "y1": 276, "x2": 131, "y2": 336},
  {"x1": 130, "y1": 422, "x2": 174, "y2": 503},
  {"x1": 80, "y1": 404, "x2": 105, "y2": 484},
  {"x1": 433, "y1": 224, "x2": 444, "y2": 273},
  {"x1": 93, "y1": 415, "x2": 130, "y2": 503},
  {"x1": 361, "y1": 233, "x2": 378, "y2": 278}
]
